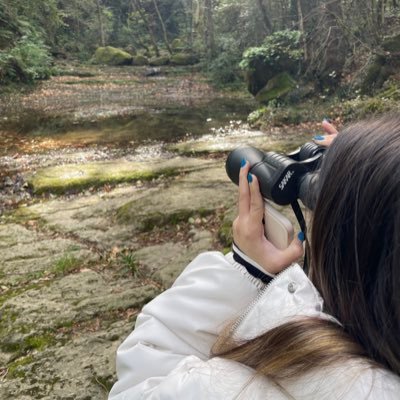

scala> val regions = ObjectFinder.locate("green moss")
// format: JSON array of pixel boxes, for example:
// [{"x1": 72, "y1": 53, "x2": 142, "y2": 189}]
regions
[
  {"x1": 171, "y1": 38, "x2": 184, "y2": 51},
  {"x1": 28, "y1": 161, "x2": 180, "y2": 194},
  {"x1": 132, "y1": 55, "x2": 149, "y2": 66},
  {"x1": 92, "y1": 46, "x2": 133, "y2": 66},
  {"x1": 255, "y1": 72, "x2": 297, "y2": 104},
  {"x1": 24, "y1": 333, "x2": 56, "y2": 351},
  {"x1": 171, "y1": 53, "x2": 199, "y2": 66},
  {"x1": 149, "y1": 56, "x2": 170, "y2": 66},
  {"x1": 1, "y1": 330, "x2": 57, "y2": 356},
  {"x1": 7, "y1": 355, "x2": 34, "y2": 379}
]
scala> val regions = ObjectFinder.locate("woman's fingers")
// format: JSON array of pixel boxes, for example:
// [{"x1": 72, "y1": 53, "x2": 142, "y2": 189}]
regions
[
  {"x1": 322, "y1": 119, "x2": 338, "y2": 135},
  {"x1": 313, "y1": 134, "x2": 337, "y2": 147},
  {"x1": 313, "y1": 119, "x2": 339, "y2": 147},
  {"x1": 238, "y1": 160, "x2": 251, "y2": 216},
  {"x1": 266, "y1": 235, "x2": 304, "y2": 274},
  {"x1": 248, "y1": 173, "x2": 264, "y2": 223}
]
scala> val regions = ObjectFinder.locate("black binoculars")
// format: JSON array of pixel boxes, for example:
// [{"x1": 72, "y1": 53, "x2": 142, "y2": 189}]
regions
[{"x1": 225, "y1": 142, "x2": 326, "y2": 210}]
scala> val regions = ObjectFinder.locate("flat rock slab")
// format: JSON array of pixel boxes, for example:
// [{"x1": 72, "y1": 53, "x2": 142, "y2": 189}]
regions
[
  {"x1": 0, "y1": 223, "x2": 96, "y2": 286},
  {"x1": 27, "y1": 157, "x2": 217, "y2": 194},
  {"x1": 23, "y1": 160, "x2": 235, "y2": 251},
  {"x1": 116, "y1": 163, "x2": 237, "y2": 228},
  {"x1": 0, "y1": 322, "x2": 128, "y2": 400}
]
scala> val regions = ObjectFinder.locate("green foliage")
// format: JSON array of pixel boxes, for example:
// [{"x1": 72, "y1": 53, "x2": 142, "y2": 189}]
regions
[
  {"x1": 118, "y1": 252, "x2": 140, "y2": 277},
  {"x1": 240, "y1": 30, "x2": 303, "y2": 95},
  {"x1": 208, "y1": 37, "x2": 242, "y2": 86},
  {"x1": 340, "y1": 96, "x2": 400, "y2": 121},
  {"x1": 0, "y1": 31, "x2": 52, "y2": 83},
  {"x1": 240, "y1": 30, "x2": 303, "y2": 73},
  {"x1": 53, "y1": 253, "x2": 81, "y2": 276}
]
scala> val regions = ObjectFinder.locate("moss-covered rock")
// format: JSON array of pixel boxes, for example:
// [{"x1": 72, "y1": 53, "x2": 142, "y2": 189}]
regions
[
  {"x1": 91, "y1": 46, "x2": 133, "y2": 66},
  {"x1": 359, "y1": 34, "x2": 400, "y2": 94},
  {"x1": 170, "y1": 53, "x2": 199, "y2": 66},
  {"x1": 132, "y1": 55, "x2": 149, "y2": 66},
  {"x1": 255, "y1": 72, "x2": 297, "y2": 104},
  {"x1": 26, "y1": 159, "x2": 181, "y2": 194},
  {"x1": 149, "y1": 56, "x2": 170, "y2": 66},
  {"x1": 382, "y1": 34, "x2": 400, "y2": 53},
  {"x1": 171, "y1": 38, "x2": 185, "y2": 51}
]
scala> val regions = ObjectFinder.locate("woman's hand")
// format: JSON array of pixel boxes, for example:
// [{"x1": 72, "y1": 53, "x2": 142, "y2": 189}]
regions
[
  {"x1": 313, "y1": 119, "x2": 339, "y2": 147},
  {"x1": 232, "y1": 161, "x2": 304, "y2": 275}
]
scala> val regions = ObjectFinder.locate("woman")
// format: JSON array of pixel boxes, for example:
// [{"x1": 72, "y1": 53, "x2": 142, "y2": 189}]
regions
[{"x1": 108, "y1": 116, "x2": 400, "y2": 399}]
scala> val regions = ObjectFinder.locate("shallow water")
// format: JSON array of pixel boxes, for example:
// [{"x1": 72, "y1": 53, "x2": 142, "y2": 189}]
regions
[{"x1": 0, "y1": 98, "x2": 254, "y2": 155}]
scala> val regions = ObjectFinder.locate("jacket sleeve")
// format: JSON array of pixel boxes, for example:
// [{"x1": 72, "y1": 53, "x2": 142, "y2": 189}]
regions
[{"x1": 108, "y1": 251, "x2": 266, "y2": 399}]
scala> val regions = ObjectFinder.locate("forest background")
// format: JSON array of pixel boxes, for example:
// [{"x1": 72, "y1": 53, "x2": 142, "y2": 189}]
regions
[{"x1": 1, "y1": 0, "x2": 400, "y2": 122}]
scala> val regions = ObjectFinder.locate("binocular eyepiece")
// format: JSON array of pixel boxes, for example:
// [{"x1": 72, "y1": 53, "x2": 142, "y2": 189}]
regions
[{"x1": 225, "y1": 142, "x2": 325, "y2": 210}]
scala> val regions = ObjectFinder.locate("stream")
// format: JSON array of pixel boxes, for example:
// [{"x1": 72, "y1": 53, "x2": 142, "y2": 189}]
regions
[{"x1": 0, "y1": 65, "x2": 256, "y2": 212}]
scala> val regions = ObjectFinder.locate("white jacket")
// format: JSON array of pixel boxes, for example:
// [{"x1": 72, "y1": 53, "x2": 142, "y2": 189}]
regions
[{"x1": 108, "y1": 251, "x2": 400, "y2": 399}]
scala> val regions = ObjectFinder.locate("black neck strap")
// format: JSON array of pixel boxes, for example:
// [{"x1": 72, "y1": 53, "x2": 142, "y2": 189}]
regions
[{"x1": 291, "y1": 200, "x2": 308, "y2": 274}]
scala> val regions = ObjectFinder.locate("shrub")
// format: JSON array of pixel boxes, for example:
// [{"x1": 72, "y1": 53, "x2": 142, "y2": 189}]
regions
[
  {"x1": 0, "y1": 33, "x2": 52, "y2": 83},
  {"x1": 208, "y1": 37, "x2": 242, "y2": 86},
  {"x1": 240, "y1": 30, "x2": 303, "y2": 95}
]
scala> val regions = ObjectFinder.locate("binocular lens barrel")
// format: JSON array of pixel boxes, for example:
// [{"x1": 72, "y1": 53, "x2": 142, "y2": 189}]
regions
[{"x1": 226, "y1": 146, "x2": 319, "y2": 209}]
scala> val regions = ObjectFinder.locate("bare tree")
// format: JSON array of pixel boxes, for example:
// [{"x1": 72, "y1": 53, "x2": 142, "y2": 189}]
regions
[
  {"x1": 204, "y1": 0, "x2": 215, "y2": 60},
  {"x1": 152, "y1": 0, "x2": 173, "y2": 54},
  {"x1": 96, "y1": 0, "x2": 106, "y2": 46}
]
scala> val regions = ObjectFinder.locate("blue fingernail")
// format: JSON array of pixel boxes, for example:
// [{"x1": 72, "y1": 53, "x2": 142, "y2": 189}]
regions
[
  {"x1": 241, "y1": 158, "x2": 246, "y2": 168},
  {"x1": 313, "y1": 135, "x2": 325, "y2": 141},
  {"x1": 323, "y1": 117, "x2": 332, "y2": 123},
  {"x1": 298, "y1": 232, "x2": 305, "y2": 242},
  {"x1": 247, "y1": 173, "x2": 253, "y2": 183}
]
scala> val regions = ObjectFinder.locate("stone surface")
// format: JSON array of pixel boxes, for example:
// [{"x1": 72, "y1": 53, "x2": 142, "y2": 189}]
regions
[
  {"x1": 168, "y1": 129, "x2": 310, "y2": 155},
  {"x1": 27, "y1": 156, "x2": 215, "y2": 194},
  {"x1": 92, "y1": 47, "x2": 133, "y2": 66}
]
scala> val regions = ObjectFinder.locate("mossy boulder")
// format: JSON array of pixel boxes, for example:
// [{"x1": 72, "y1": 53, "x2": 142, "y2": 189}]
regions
[
  {"x1": 132, "y1": 55, "x2": 149, "y2": 66},
  {"x1": 149, "y1": 56, "x2": 170, "y2": 66},
  {"x1": 255, "y1": 72, "x2": 297, "y2": 104},
  {"x1": 92, "y1": 46, "x2": 133, "y2": 66},
  {"x1": 382, "y1": 34, "x2": 400, "y2": 53},
  {"x1": 171, "y1": 38, "x2": 185, "y2": 51},
  {"x1": 359, "y1": 34, "x2": 400, "y2": 94},
  {"x1": 170, "y1": 53, "x2": 199, "y2": 66},
  {"x1": 26, "y1": 157, "x2": 213, "y2": 194}
]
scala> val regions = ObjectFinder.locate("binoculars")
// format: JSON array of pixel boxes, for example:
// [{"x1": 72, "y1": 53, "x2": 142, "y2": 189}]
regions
[{"x1": 225, "y1": 142, "x2": 325, "y2": 210}]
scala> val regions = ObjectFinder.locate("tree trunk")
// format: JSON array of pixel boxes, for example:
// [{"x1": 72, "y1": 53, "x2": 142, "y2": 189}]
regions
[
  {"x1": 256, "y1": 0, "x2": 272, "y2": 33},
  {"x1": 132, "y1": 0, "x2": 160, "y2": 56},
  {"x1": 152, "y1": 0, "x2": 173, "y2": 54},
  {"x1": 96, "y1": 0, "x2": 106, "y2": 46},
  {"x1": 297, "y1": 0, "x2": 308, "y2": 60},
  {"x1": 376, "y1": 0, "x2": 386, "y2": 27},
  {"x1": 203, "y1": 0, "x2": 215, "y2": 61}
]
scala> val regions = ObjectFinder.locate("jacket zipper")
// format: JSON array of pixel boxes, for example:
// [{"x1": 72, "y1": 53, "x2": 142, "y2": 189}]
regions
[{"x1": 231, "y1": 263, "x2": 300, "y2": 335}]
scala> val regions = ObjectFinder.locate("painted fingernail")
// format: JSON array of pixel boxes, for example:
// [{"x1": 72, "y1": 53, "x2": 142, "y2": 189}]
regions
[
  {"x1": 247, "y1": 173, "x2": 253, "y2": 183},
  {"x1": 313, "y1": 135, "x2": 325, "y2": 141},
  {"x1": 298, "y1": 232, "x2": 305, "y2": 242},
  {"x1": 323, "y1": 117, "x2": 332, "y2": 123},
  {"x1": 241, "y1": 158, "x2": 246, "y2": 168}
]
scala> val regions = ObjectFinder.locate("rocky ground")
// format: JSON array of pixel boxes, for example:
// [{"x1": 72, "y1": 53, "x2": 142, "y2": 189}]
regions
[{"x1": 0, "y1": 65, "x2": 314, "y2": 399}]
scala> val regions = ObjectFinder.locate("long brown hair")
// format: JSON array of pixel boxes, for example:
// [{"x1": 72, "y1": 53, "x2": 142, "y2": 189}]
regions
[{"x1": 214, "y1": 116, "x2": 400, "y2": 379}]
